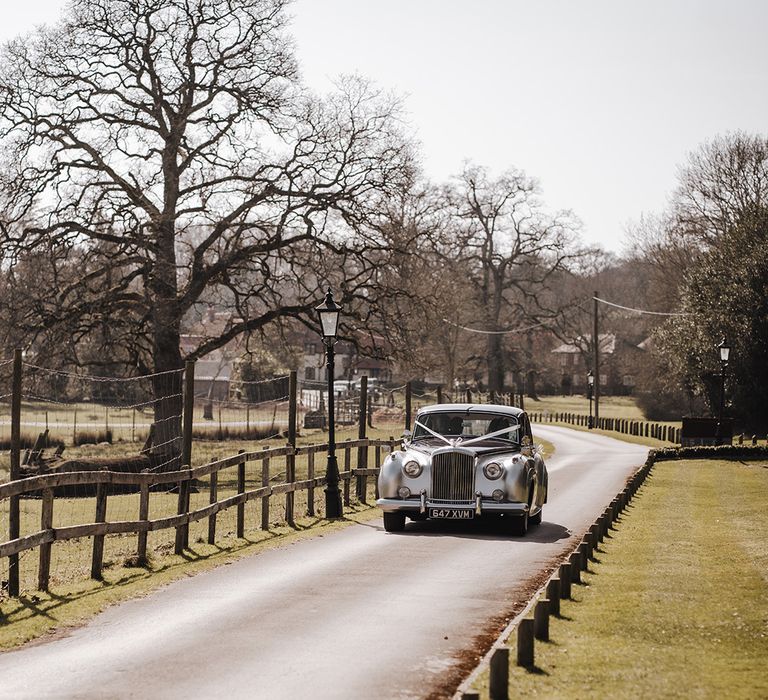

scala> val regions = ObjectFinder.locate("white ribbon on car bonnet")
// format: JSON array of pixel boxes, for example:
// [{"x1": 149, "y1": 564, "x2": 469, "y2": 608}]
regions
[{"x1": 413, "y1": 421, "x2": 519, "y2": 446}]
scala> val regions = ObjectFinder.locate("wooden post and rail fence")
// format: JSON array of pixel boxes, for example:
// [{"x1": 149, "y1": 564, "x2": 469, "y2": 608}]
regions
[
  {"x1": 0, "y1": 434, "x2": 397, "y2": 594},
  {"x1": 1, "y1": 359, "x2": 397, "y2": 597}
]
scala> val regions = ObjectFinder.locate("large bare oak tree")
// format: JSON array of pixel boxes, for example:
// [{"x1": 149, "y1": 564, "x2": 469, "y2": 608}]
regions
[{"x1": 0, "y1": 0, "x2": 410, "y2": 448}]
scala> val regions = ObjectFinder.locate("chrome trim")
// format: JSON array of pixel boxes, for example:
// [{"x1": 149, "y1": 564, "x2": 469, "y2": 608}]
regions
[
  {"x1": 376, "y1": 498, "x2": 531, "y2": 516},
  {"x1": 431, "y1": 451, "x2": 475, "y2": 501},
  {"x1": 420, "y1": 489, "x2": 427, "y2": 514},
  {"x1": 475, "y1": 491, "x2": 482, "y2": 515}
]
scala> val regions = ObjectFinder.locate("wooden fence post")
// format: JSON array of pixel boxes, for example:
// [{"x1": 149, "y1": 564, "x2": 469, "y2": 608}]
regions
[
  {"x1": 405, "y1": 381, "x2": 412, "y2": 431},
  {"x1": 307, "y1": 449, "x2": 316, "y2": 516},
  {"x1": 175, "y1": 360, "x2": 195, "y2": 554},
  {"x1": 578, "y1": 541, "x2": 590, "y2": 570},
  {"x1": 37, "y1": 488, "x2": 54, "y2": 591},
  {"x1": 90, "y1": 482, "x2": 108, "y2": 580},
  {"x1": 137, "y1": 477, "x2": 150, "y2": 565},
  {"x1": 357, "y1": 377, "x2": 368, "y2": 502},
  {"x1": 343, "y1": 446, "x2": 351, "y2": 507},
  {"x1": 285, "y1": 370, "x2": 297, "y2": 526},
  {"x1": 236, "y1": 449, "x2": 246, "y2": 538},
  {"x1": 534, "y1": 599, "x2": 549, "y2": 641},
  {"x1": 517, "y1": 618, "x2": 535, "y2": 668},
  {"x1": 261, "y1": 448, "x2": 270, "y2": 530},
  {"x1": 559, "y1": 563, "x2": 572, "y2": 599},
  {"x1": 546, "y1": 578, "x2": 561, "y2": 616},
  {"x1": 437, "y1": 385, "x2": 443, "y2": 404},
  {"x1": 8, "y1": 348, "x2": 22, "y2": 597},
  {"x1": 489, "y1": 646, "x2": 510, "y2": 699},
  {"x1": 208, "y1": 466, "x2": 218, "y2": 545},
  {"x1": 569, "y1": 552, "x2": 581, "y2": 584}
]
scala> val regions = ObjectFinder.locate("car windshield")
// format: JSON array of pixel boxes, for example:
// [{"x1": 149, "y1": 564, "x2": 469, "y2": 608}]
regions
[{"x1": 412, "y1": 411, "x2": 520, "y2": 444}]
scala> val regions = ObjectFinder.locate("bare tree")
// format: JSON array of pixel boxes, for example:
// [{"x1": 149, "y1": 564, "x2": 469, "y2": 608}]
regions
[
  {"x1": 0, "y1": 0, "x2": 411, "y2": 449},
  {"x1": 447, "y1": 165, "x2": 581, "y2": 392}
]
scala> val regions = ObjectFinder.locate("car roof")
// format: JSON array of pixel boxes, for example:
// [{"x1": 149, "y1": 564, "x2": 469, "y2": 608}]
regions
[{"x1": 415, "y1": 403, "x2": 525, "y2": 418}]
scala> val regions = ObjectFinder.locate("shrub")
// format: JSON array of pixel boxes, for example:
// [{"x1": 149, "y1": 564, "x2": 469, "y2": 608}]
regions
[{"x1": 73, "y1": 429, "x2": 113, "y2": 446}]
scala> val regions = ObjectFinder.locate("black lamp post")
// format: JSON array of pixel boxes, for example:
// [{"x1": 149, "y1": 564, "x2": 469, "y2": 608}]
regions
[
  {"x1": 716, "y1": 337, "x2": 730, "y2": 445},
  {"x1": 316, "y1": 289, "x2": 343, "y2": 518},
  {"x1": 587, "y1": 370, "x2": 595, "y2": 429}
]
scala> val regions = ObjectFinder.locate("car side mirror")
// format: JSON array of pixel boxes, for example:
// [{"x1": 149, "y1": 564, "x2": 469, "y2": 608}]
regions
[
  {"x1": 521, "y1": 434, "x2": 533, "y2": 457},
  {"x1": 401, "y1": 429, "x2": 412, "y2": 449}
]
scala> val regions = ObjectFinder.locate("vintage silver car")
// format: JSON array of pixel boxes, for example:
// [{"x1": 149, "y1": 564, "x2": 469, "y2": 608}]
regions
[{"x1": 377, "y1": 404, "x2": 547, "y2": 535}]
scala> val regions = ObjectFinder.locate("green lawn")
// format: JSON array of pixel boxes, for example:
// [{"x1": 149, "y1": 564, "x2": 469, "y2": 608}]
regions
[
  {"x1": 524, "y1": 395, "x2": 646, "y2": 420},
  {"x1": 471, "y1": 458, "x2": 768, "y2": 698}
]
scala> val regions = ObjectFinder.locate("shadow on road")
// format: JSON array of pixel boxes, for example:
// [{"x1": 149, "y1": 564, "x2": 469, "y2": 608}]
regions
[{"x1": 373, "y1": 518, "x2": 572, "y2": 543}]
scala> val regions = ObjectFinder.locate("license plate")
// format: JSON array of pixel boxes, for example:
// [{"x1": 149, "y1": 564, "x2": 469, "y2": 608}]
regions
[{"x1": 429, "y1": 508, "x2": 474, "y2": 520}]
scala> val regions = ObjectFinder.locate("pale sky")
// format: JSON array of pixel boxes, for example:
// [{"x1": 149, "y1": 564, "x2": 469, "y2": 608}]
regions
[{"x1": 3, "y1": 1, "x2": 767, "y2": 253}]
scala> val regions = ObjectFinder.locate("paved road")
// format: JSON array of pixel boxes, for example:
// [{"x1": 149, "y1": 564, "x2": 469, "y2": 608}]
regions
[{"x1": 0, "y1": 427, "x2": 648, "y2": 700}]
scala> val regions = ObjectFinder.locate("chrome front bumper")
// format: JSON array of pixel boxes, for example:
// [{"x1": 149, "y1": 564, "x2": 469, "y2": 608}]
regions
[{"x1": 376, "y1": 497, "x2": 529, "y2": 516}]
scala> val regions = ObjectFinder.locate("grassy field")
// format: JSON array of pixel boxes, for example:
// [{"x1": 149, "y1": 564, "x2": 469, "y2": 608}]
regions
[
  {"x1": 470, "y1": 458, "x2": 768, "y2": 699},
  {"x1": 524, "y1": 395, "x2": 646, "y2": 420}
]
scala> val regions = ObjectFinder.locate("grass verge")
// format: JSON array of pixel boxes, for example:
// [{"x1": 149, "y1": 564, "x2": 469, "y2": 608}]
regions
[{"x1": 471, "y1": 458, "x2": 768, "y2": 699}]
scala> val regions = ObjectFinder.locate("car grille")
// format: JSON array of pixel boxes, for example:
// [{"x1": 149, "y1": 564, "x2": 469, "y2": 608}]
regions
[{"x1": 431, "y1": 452, "x2": 475, "y2": 502}]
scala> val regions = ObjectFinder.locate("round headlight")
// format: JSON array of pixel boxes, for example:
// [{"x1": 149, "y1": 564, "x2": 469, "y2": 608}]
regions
[
  {"x1": 483, "y1": 461, "x2": 504, "y2": 480},
  {"x1": 403, "y1": 460, "x2": 422, "y2": 478}
]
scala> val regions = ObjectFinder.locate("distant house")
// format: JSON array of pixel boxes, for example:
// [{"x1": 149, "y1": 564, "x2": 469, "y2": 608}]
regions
[
  {"x1": 551, "y1": 333, "x2": 645, "y2": 395},
  {"x1": 298, "y1": 330, "x2": 393, "y2": 386},
  {"x1": 181, "y1": 309, "x2": 243, "y2": 400}
]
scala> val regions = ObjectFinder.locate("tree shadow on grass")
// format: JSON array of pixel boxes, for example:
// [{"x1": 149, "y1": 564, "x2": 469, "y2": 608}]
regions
[{"x1": 2, "y1": 529, "x2": 289, "y2": 630}]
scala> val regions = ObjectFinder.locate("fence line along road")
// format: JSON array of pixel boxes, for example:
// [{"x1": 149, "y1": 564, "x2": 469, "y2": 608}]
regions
[
  {"x1": 0, "y1": 436, "x2": 396, "y2": 593},
  {"x1": 1, "y1": 359, "x2": 399, "y2": 597}
]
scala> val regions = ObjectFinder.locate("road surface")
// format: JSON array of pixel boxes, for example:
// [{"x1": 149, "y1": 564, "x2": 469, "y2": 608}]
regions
[{"x1": 0, "y1": 426, "x2": 648, "y2": 699}]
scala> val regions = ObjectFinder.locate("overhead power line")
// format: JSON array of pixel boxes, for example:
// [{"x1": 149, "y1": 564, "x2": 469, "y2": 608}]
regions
[
  {"x1": 593, "y1": 296, "x2": 691, "y2": 317},
  {"x1": 442, "y1": 318, "x2": 553, "y2": 335}
]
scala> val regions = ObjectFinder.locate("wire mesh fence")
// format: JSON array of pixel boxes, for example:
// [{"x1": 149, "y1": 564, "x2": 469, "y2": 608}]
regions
[{"x1": 1, "y1": 357, "x2": 407, "y2": 598}]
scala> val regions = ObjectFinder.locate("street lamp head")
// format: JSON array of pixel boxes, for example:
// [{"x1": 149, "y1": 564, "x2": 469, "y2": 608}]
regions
[
  {"x1": 315, "y1": 288, "x2": 342, "y2": 341},
  {"x1": 718, "y1": 337, "x2": 730, "y2": 364},
  {"x1": 587, "y1": 370, "x2": 594, "y2": 387}
]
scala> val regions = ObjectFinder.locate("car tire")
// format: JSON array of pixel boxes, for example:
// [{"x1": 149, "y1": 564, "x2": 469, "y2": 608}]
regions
[
  {"x1": 510, "y1": 511, "x2": 529, "y2": 537},
  {"x1": 530, "y1": 506, "x2": 542, "y2": 526},
  {"x1": 383, "y1": 511, "x2": 406, "y2": 533}
]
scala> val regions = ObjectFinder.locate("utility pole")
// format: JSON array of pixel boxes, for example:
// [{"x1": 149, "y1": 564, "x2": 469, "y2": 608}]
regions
[{"x1": 593, "y1": 291, "x2": 600, "y2": 426}]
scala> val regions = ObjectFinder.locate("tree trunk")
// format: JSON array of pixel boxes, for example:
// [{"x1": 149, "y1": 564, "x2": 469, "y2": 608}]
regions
[
  {"x1": 151, "y1": 322, "x2": 184, "y2": 463},
  {"x1": 149, "y1": 221, "x2": 184, "y2": 464},
  {"x1": 487, "y1": 333, "x2": 505, "y2": 392},
  {"x1": 526, "y1": 369, "x2": 539, "y2": 400}
]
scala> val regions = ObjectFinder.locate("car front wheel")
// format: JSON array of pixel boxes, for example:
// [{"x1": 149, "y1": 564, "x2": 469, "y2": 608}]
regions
[
  {"x1": 510, "y1": 511, "x2": 529, "y2": 536},
  {"x1": 383, "y1": 511, "x2": 406, "y2": 533}
]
